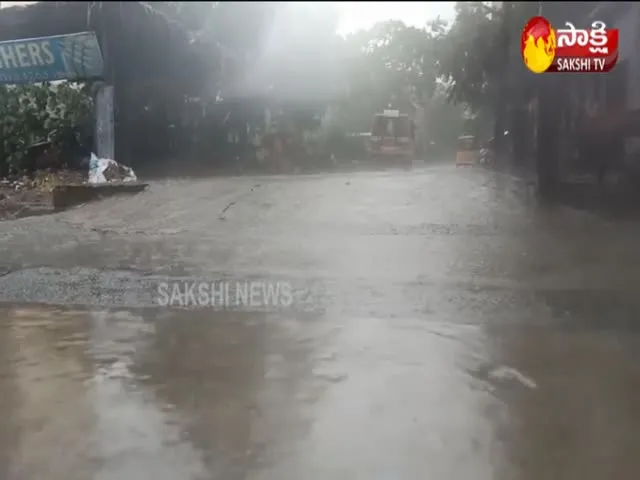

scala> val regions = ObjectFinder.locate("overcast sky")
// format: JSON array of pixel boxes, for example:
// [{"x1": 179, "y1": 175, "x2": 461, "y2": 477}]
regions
[
  {"x1": 1, "y1": 1, "x2": 457, "y2": 35},
  {"x1": 335, "y1": 2, "x2": 456, "y2": 35}
]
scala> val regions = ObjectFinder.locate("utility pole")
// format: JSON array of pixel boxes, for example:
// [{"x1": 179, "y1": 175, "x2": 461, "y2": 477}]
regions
[
  {"x1": 92, "y1": 2, "x2": 116, "y2": 160},
  {"x1": 534, "y1": 1, "x2": 560, "y2": 196}
]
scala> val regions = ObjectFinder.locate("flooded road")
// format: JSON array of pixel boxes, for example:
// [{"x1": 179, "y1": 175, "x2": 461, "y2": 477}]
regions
[{"x1": 1, "y1": 165, "x2": 640, "y2": 479}]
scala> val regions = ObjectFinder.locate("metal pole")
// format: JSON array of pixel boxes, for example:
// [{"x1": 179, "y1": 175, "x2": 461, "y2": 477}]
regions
[{"x1": 92, "y1": 3, "x2": 115, "y2": 159}]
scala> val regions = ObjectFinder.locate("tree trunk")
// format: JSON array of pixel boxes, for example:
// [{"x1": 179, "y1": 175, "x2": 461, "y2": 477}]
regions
[
  {"x1": 511, "y1": 107, "x2": 528, "y2": 164},
  {"x1": 535, "y1": 79, "x2": 560, "y2": 196},
  {"x1": 493, "y1": 1, "x2": 512, "y2": 157},
  {"x1": 493, "y1": 106, "x2": 506, "y2": 151}
]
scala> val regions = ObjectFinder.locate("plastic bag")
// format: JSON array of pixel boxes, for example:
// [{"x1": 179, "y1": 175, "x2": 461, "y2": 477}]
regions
[{"x1": 88, "y1": 153, "x2": 137, "y2": 184}]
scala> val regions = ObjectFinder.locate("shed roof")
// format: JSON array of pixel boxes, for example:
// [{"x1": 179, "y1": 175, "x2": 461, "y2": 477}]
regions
[{"x1": 0, "y1": 2, "x2": 193, "y2": 42}]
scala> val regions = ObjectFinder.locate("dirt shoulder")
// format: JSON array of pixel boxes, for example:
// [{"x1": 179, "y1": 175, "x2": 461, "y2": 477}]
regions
[{"x1": 0, "y1": 171, "x2": 85, "y2": 221}]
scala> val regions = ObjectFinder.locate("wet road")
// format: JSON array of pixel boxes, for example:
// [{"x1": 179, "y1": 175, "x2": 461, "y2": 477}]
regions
[{"x1": 2, "y1": 164, "x2": 640, "y2": 479}]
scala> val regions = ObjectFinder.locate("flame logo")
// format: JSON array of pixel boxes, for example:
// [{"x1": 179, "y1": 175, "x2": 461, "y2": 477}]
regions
[{"x1": 521, "y1": 16, "x2": 556, "y2": 74}]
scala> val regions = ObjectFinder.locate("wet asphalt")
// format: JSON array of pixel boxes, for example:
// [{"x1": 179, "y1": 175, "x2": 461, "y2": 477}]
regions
[{"x1": 1, "y1": 163, "x2": 640, "y2": 479}]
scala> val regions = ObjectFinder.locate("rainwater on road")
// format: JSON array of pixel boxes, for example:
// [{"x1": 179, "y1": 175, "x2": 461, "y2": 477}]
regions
[{"x1": 1, "y1": 164, "x2": 640, "y2": 479}]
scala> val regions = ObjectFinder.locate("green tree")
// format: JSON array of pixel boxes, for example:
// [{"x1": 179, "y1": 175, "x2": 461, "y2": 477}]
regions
[
  {"x1": 437, "y1": 2, "x2": 540, "y2": 144},
  {"x1": 342, "y1": 19, "x2": 447, "y2": 133}
]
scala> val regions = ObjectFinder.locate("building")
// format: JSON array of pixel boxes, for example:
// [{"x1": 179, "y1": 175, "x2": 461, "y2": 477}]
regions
[{"x1": 579, "y1": 3, "x2": 640, "y2": 173}]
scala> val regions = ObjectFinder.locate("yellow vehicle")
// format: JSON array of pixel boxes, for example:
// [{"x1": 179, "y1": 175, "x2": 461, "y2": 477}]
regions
[{"x1": 455, "y1": 135, "x2": 479, "y2": 166}]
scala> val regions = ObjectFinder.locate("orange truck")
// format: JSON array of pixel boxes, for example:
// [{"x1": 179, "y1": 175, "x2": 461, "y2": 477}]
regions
[
  {"x1": 455, "y1": 135, "x2": 479, "y2": 166},
  {"x1": 368, "y1": 110, "x2": 415, "y2": 166}
]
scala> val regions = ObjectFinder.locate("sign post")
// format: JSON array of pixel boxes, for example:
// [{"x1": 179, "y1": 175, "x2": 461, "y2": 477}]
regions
[{"x1": 93, "y1": 83, "x2": 114, "y2": 160}]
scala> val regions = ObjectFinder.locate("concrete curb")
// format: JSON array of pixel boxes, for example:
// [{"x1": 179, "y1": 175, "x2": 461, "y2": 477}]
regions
[{"x1": 51, "y1": 183, "x2": 149, "y2": 210}]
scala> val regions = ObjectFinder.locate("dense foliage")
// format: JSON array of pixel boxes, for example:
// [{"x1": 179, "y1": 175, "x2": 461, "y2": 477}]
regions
[{"x1": 0, "y1": 83, "x2": 93, "y2": 175}]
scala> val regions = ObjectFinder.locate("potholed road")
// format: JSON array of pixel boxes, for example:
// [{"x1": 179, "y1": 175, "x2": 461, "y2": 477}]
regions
[{"x1": 1, "y1": 164, "x2": 640, "y2": 479}]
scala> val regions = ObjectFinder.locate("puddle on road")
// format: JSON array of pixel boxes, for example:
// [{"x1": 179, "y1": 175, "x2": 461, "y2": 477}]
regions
[
  {"x1": 0, "y1": 305, "x2": 640, "y2": 479},
  {"x1": 0, "y1": 306, "x2": 319, "y2": 480}
]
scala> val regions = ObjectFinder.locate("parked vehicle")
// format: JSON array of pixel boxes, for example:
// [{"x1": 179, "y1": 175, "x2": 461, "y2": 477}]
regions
[
  {"x1": 478, "y1": 137, "x2": 493, "y2": 166},
  {"x1": 479, "y1": 147, "x2": 491, "y2": 165}
]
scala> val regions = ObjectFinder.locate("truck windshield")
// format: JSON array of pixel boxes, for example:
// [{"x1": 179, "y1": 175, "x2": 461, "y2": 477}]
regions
[
  {"x1": 457, "y1": 137, "x2": 477, "y2": 151},
  {"x1": 372, "y1": 115, "x2": 411, "y2": 138}
]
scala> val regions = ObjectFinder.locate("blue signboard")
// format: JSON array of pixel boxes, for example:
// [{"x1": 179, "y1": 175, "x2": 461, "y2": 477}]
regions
[{"x1": 0, "y1": 31, "x2": 104, "y2": 85}]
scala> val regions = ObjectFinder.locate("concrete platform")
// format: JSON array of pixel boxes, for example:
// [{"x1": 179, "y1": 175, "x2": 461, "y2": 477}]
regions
[{"x1": 51, "y1": 183, "x2": 149, "y2": 209}]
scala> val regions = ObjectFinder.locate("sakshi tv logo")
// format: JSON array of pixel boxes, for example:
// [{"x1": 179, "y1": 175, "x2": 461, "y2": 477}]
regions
[{"x1": 521, "y1": 16, "x2": 619, "y2": 74}]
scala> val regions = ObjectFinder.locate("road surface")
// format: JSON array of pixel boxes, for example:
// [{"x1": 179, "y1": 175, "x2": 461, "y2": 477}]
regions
[{"x1": 1, "y1": 164, "x2": 640, "y2": 479}]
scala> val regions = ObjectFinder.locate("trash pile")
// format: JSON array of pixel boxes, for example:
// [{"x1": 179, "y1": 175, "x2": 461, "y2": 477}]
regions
[{"x1": 88, "y1": 153, "x2": 137, "y2": 184}]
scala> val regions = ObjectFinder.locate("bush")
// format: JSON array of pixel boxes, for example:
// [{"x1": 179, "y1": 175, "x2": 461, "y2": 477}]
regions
[{"x1": 0, "y1": 82, "x2": 93, "y2": 176}]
